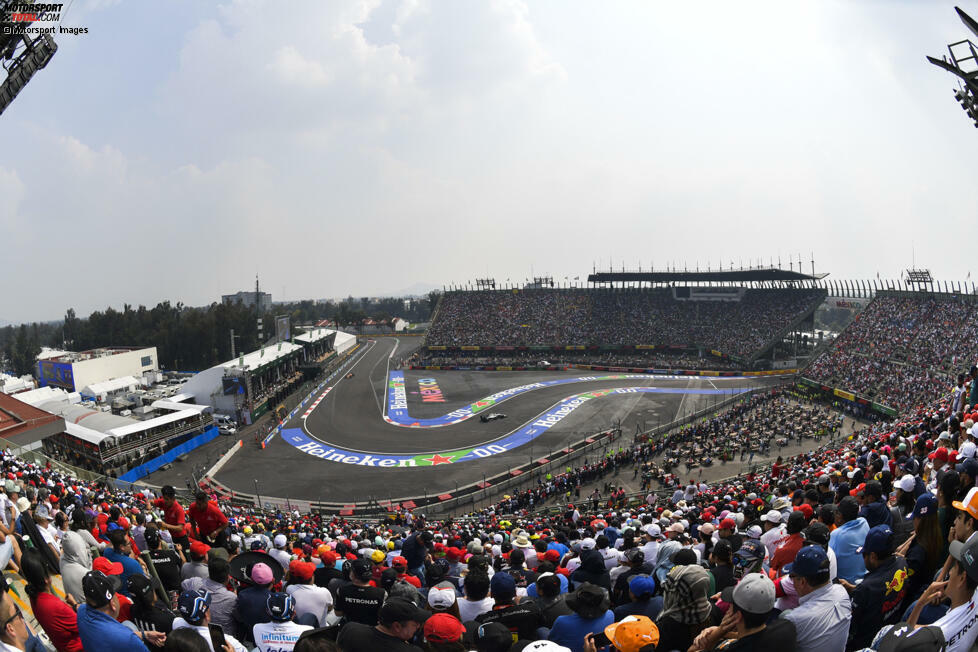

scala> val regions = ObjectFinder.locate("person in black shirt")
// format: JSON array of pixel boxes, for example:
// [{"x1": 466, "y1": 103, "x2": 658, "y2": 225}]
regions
[
  {"x1": 144, "y1": 526, "x2": 184, "y2": 594},
  {"x1": 708, "y1": 540, "x2": 735, "y2": 595},
  {"x1": 611, "y1": 548, "x2": 652, "y2": 607},
  {"x1": 532, "y1": 573, "x2": 572, "y2": 628},
  {"x1": 474, "y1": 571, "x2": 543, "y2": 640},
  {"x1": 127, "y1": 574, "x2": 175, "y2": 634},
  {"x1": 314, "y1": 551, "x2": 343, "y2": 591},
  {"x1": 336, "y1": 559, "x2": 386, "y2": 626},
  {"x1": 336, "y1": 597, "x2": 429, "y2": 652}
]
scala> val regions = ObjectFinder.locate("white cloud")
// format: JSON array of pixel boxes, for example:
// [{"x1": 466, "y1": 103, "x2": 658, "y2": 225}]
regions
[{"x1": 1, "y1": 0, "x2": 976, "y2": 322}]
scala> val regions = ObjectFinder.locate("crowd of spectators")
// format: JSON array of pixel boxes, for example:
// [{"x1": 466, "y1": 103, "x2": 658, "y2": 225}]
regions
[
  {"x1": 408, "y1": 351, "x2": 739, "y2": 372},
  {"x1": 0, "y1": 298, "x2": 976, "y2": 652},
  {"x1": 426, "y1": 289, "x2": 824, "y2": 360},
  {"x1": 807, "y1": 295, "x2": 978, "y2": 411},
  {"x1": 3, "y1": 369, "x2": 977, "y2": 652}
]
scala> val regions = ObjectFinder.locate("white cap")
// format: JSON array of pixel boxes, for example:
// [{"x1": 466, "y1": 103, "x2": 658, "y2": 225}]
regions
[
  {"x1": 581, "y1": 537, "x2": 596, "y2": 551},
  {"x1": 962, "y1": 441, "x2": 977, "y2": 460},
  {"x1": 493, "y1": 533, "x2": 503, "y2": 544},
  {"x1": 274, "y1": 534, "x2": 287, "y2": 548},
  {"x1": 761, "y1": 510, "x2": 782, "y2": 524},
  {"x1": 746, "y1": 525, "x2": 763, "y2": 539},
  {"x1": 897, "y1": 475, "x2": 916, "y2": 492},
  {"x1": 642, "y1": 524, "x2": 661, "y2": 538}
]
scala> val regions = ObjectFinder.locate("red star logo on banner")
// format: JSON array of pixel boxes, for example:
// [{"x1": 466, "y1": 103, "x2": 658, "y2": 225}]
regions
[{"x1": 423, "y1": 454, "x2": 454, "y2": 465}]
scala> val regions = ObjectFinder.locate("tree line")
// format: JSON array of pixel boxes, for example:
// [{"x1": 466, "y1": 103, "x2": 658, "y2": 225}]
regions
[{"x1": 0, "y1": 292, "x2": 439, "y2": 376}]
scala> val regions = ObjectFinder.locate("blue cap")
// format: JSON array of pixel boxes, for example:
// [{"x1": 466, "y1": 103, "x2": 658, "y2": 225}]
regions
[
  {"x1": 858, "y1": 524, "x2": 894, "y2": 556},
  {"x1": 784, "y1": 545, "x2": 830, "y2": 578},
  {"x1": 489, "y1": 571, "x2": 516, "y2": 598},
  {"x1": 177, "y1": 589, "x2": 211, "y2": 624},
  {"x1": 957, "y1": 458, "x2": 978, "y2": 477},
  {"x1": 266, "y1": 592, "x2": 295, "y2": 621},
  {"x1": 628, "y1": 575, "x2": 655, "y2": 597},
  {"x1": 908, "y1": 493, "x2": 938, "y2": 520}
]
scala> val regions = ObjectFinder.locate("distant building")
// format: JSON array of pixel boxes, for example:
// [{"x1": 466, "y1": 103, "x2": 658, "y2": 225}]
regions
[
  {"x1": 181, "y1": 328, "x2": 353, "y2": 424},
  {"x1": 35, "y1": 347, "x2": 159, "y2": 393},
  {"x1": 222, "y1": 291, "x2": 273, "y2": 309},
  {"x1": 0, "y1": 392, "x2": 64, "y2": 449}
]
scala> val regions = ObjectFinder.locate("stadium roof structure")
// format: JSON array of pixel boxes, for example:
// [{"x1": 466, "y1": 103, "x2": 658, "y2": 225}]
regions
[
  {"x1": 587, "y1": 267, "x2": 829, "y2": 285},
  {"x1": 0, "y1": 393, "x2": 64, "y2": 446}
]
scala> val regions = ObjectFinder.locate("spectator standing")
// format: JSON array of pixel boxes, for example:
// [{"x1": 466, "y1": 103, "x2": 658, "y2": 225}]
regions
[
  {"x1": 154, "y1": 486, "x2": 191, "y2": 551},
  {"x1": 186, "y1": 493, "x2": 229, "y2": 550}
]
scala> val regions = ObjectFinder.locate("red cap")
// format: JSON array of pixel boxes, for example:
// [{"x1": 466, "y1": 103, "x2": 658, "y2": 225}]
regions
[
  {"x1": 849, "y1": 483, "x2": 867, "y2": 497},
  {"x1": 92, "y1": 556, "x2": 123, "y2": 576},
  {"x1": 423, "y1": 613, "x2": 465, "y2": 644},
  {"x1": 320, "y1": 550, "x2": 339, "y2": 565},
  {"x1": 189, "y1": 540, "x2": 211, "y2": 557},
  {"x1": 543, "y1": 549, "x2": 561, "y2": 563},
  {"x1": 116, "y1": 517, "x2": 130, "y2": 530},
  {"x1": 794, "y1": 504, "x2": 814, "y2": 519},
  {"x1": 445, "y1": 547, "x2": 462, "y2": 562},
  {"x1": 930, "y1": 447, "x2": 949, "y2": 462},
  {"x1": 719, "y1": 518, "x2": 736, "y2": 530},
  {"x1": 392, "y1": 556, "x2": 408, "y2": 567},
  {"x1": 289, "y1": 560, "x2": 315, "y2": 581}
]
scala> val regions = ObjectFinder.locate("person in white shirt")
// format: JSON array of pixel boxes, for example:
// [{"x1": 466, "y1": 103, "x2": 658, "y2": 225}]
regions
[
  {"x1": 760, "y1": 510, "x2": 787, "y2": 560},
  {"x1": 270, "y1": 534, "x2": 291, "y2": 570},
  {"x1": 173, "y1": 589, "x2": 248, "y2": 652},
  {"x1": 458, "y1": 571, "x2": 494, "y2": 623},
  {"x1": 640, "y1": 524, "x2": 661, "y2": 567},
  {"x1": 253, "y1": 592, "x2": 312, "y2": 652},
  {"x1": 284, "y1": 561, "x2": 332, "y2": 627}
]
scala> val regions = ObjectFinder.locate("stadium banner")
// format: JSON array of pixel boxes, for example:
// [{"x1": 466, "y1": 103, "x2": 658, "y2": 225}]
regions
[
  {"x1": 427, "y1": 346, "x2": 447, "y2": 351},
  {"x1": 530, "y1": 346, "x2": 550, "y2": 351},
  {"x1": 287, "y1": 383, "x2": 754, "y2": 466},
  {"x1": 600, "y1": 345, "x2": 621, "y2": 350},
  {"x1": 635, "y1": 345, "x2": 656, "y2": 350},
  {"x1": 701, "y1": 371, "x2": 720, "y2": 376},
  {"x1": 460, "y1": 346, "x2": 480, "y2": 351},
  {"x1": 710, "y1": 350, "x2": 723, "y2": 357},
  {"x1": 494, "y1": 346, "x2": 515, "y2": 351},
  {"x1": 873, "y1": 402, "x2": 898, "y2": 417},
  {"x1": 565, "y1": 345, "x2": 586, "y2": 350},
  {"x1": 834, "y1": 388, "x2": 856, "y2": 401},
  {"x1": 496, "y1": 366, "x2": 512, "y2": 371},
  {"x1": 425, "y1": 366, "x2": 442, "y2": 370}
]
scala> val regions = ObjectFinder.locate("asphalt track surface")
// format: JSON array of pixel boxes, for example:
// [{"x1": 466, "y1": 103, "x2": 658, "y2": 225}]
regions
[{"x1": 214, "y1": 338, "x2": 784, "y2": 503}]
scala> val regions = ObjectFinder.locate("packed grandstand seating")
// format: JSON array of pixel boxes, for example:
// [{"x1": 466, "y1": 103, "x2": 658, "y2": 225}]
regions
[
  {"x1": 409, "y1": 351, "x2": 740, "y2": 371},
  {"x1": 425, "y1": 288, "x2": 825, "y2": 359},
  {"x1": 4, "y1": 290, "x2": 978, "y2": 652},
  {"x1": 806, "y1": 294, "x2": 978, "y2": 411}
]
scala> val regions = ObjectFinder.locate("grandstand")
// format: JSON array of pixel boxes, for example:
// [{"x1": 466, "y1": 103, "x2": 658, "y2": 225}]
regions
[
  {"x1": 424, "y1": 282, "x2": 825, "y2": 366},
  {"x1": 803, "y1": 290, "x2": 978, "y2": 414}
]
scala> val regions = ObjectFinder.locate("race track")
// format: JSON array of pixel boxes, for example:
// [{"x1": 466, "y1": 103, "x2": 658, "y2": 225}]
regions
[{"x1": 213, "y1": 338, "x2": 784, "y2": 504}]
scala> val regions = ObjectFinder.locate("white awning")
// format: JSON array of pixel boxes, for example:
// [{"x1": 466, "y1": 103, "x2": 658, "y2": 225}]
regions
[
  {"x1": 107, "y1": 408, "x2": 202, "y2": 437},
  {"x1": 65, "y1": 421, "x2": 113, "y2": 445}
]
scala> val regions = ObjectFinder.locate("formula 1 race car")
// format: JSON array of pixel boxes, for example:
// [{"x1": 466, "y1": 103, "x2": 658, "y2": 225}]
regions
[
  {"x1": 346, "y1": 372, "x2": 354, "y2": 379},
  {"x1": 480, "y1": 413, "x2": 506, "y2": 423}
]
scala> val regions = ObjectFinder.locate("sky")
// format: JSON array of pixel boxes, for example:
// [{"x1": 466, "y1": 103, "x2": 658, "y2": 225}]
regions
[{"x1": 2, "y1": 0, "x2": 977, "y2": 323}]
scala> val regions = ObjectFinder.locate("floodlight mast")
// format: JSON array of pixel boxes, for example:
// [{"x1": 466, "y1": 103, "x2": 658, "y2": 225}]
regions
[
  {"x1": 928, "y1": 6, "x2": 978, "y2": 128},
  {"x1": 0, "y1": 0, "x2": 58, "y2": 115}
]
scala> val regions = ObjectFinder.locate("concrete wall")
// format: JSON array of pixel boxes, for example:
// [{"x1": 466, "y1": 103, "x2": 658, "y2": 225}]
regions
[{"x1": 71, "y1": 348, "x2": 159, "y2": 392}]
